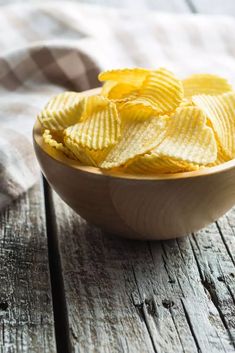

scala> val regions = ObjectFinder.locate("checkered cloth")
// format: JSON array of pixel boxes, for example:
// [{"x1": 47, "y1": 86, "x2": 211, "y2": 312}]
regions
[{"x1": 1, "y1": 1, "x2": 235, "y2": 211}]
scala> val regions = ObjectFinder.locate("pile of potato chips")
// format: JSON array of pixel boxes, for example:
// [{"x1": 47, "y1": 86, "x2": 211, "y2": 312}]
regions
[{"x1": 38, "y1": 67, "x2": 235, "y2": 174}]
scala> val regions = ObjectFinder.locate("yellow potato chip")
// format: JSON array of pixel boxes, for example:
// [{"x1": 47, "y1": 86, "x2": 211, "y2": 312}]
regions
[
  {"x1": 65, "y1": 96, "x2": 121, "y2": 150},
  {"x1": 43, "y1": 129, "x2": 75, "y2": 159},
  {"x1": 64, "y1": 136, "x2": 110, "y2": 167},
  {"x1": 38, "y1": 92, "x2": 83, "y2": 131},
  {"x1": 101, "y1": 81, "x2": 117, "y2": 97},
  {"x1": 38, "y1": 66, "x2": 235, "y2": 175},
  {"x1": 98, "y1": 68, "x2": 150, "y2": 86},
  {"x1": 121, "y1": 68, "x2": 183, "y2": 115},
  {"x1": 80, "y1": 95, "x2": 110, "y2": 118},
  {"x1": 179, "y1": 98, "x2": 194, "y2": 108},
  {"x1": 193, "y1": 92, "x2": 235, "y2": 158},
  {"x1": 64, "y1": 137, "x2": 96, "y2": 165},
  {"x1": 125, "y1": 153, "x2": 199, "y2": 174},
  {"x1": 106, "y1": 83, "x2": 138, "y2": 101},
  {"x1": 101, "y1": 81, "x2": 137, "y2": 101},
  {"x1": 154, "y1": 106, "x2": 217, "y2": 165},
  {"x1": 100, "y1": 115, "x2": 168, "y2": 169},
  {"x1": 207, "y1": 148, "x2": 230, "y2": 166},
  {"x1": 119, "y1": 102, "x2": 156, "y2": 120},
  {"x1": 183, "y1": 74, "x2": 232, "y2": 98}
]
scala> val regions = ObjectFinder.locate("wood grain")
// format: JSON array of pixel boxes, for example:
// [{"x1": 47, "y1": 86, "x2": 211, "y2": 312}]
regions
[
  {"x1": 49, "y1": 191, "x2": 156, "y2": 353},
  {"x1": 49, "y1": 189, "x2": 235, "y2": 353},
  {"x1": 0, "y1": 183, "x2": 56, "y2": 353}
]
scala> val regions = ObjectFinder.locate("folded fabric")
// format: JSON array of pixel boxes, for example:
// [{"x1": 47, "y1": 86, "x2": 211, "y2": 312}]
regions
[{"x1": 1, "y1": 1, "x2": 235, "y2": 211}]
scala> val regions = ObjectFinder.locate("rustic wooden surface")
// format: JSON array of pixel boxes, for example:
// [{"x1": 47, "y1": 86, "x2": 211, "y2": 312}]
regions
[
  {"x1": 0, "y1": 183, "x2": 56, "y2": 353},
  {"x1": 50, "y1": 190, "x2": 235, "y2": 353},
  {"x1": 1, "y1": 0, "x2": 235, "y2": 352}
]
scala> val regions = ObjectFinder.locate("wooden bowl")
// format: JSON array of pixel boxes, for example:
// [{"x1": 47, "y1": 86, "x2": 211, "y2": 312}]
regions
[{"x1": 33, "y1": 88, "x2": 235, "y2": 240}]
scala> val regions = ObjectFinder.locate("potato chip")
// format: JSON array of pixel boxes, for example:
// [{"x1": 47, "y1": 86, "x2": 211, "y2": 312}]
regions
[
  {"x1": 125, "y1": 153, "x2": 199, "y2": 174},
  {"x1": 80, "y1": 95, "x2": 110, "y2": 118},
  {"x1": 106, "y1": 83, "x2": 138, "y2": 101},
  {"x1": 121, "y1": 68, "x2": 183, "y2": 115},
  {"x1": 101, "y1": 81, "x2": 117, "y2": 97},
  {"x1": 119, "y1": 101, "x2": 158, "y2": 121},
  {"x1": 101, "y1": 81, "x2": 137, "y2": 101},
  {"x1": 65, "y1": 96, "x2": 121, "y2": 150},
  {"x1": 43, "y1": 129, "x2": 75, "y2": 159},
  {"x1": 154, "y1": 106, "x2": 217, "y2": 165},
  {"x1": 183, "y1": 74, "x2": 232, "y2": 98},
  {"x1": 193, "y1": 92, "x2": 235, "y2": 158},
  {"x1": 207, "y1": 148, "x2": 230, "y2": 166},
  {"x1": 100, "y1": 115, "x2": 168, "y2": 169},
  {"x1": 64, "y1": 137, "x2": 96, "y2": 165},
  {"x1": 38, "y1": 66, "x2": 235, "y2": 174},
  {"x1": 98, "y1": 68, "x2": 150, "y2": 86},
  {"x1": 179, "y1": 98, "x2": 194, "y2": 108},
  {"x1": 64, "y1": 136, "x2": 110, "y2": 167},
  {"x1": 38, "y1": 92, "x2": 83, "y2": 131}
]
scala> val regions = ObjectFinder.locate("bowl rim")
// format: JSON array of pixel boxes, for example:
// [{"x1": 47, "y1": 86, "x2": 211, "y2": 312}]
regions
[{"x1": 33, "y1": 118, "x2": 235, "y2": 181}]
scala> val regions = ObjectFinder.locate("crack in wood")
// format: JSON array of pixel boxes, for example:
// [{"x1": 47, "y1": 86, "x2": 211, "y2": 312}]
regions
[
  {"x1": 181, "y1": 299, "x2": 201, "y2": 353},
  {"x1": 141, "y1": 302, "x2": 159, "y2": 353},
  {"x1": 43, "y1": 178, "x2": 71, "y2": 353},
  {"x1": 131, "y1": 291, "x2": 162, "y2": 348},
  {"x1": 190, "y1": 234, "x2": 235, "y2": 350},
  {"x1": 131, "y1": 266, "x2": 158, "y2": 353},
  {"x1": 216, "y1": 222, "x2": 235, "y2": 266},
  {"x1": 169, "y1": 307, "x2": 188, "y2": 353},
  {"x1": 190, "y1": 235, "x2": 205, "y2": 282}
]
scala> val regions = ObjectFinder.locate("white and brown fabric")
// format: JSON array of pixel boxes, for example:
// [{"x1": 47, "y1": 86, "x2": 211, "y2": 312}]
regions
[{"x1": 1, "y1": 1, "x2": 235, "y2": 210}]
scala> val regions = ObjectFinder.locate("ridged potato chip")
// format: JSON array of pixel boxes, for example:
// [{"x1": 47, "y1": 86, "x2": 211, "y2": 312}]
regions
[
  {"x1": 65, "y1": 96, "x2": 121, "y2": 150},
  {"x1": 38, "y1": 66, "x2": 235, "y2": 175},
  {"x1": 119, "y1": 102, "x2": 157, "y2": 120},
  {"x1": 80, "y1": 95, "x2": 109, "y2": 118},
  {"x1": 64, "y1": 136, "x2": 96, "y2": 165},
  {"x1": 193, "y1": 92, "x2": 235, "y2": 158},
  {"x1": 154, "y1": 106, "x2": 217, "y2": 165},
  {"x1": 38, "y1": 92, "x2": 83, "y2": 130},
  {"x1": 43, "y1": 129, "x2": 75, "y2": 159},
  {"x1": 183, "y1": 74, "x2": 232, "y2": 98},
  {"x1": 125, "y1": 153, "x2": 199, "y2": 174},
  {"x1": 100, "y1": 115, "x2": 168, "y2": 169},
  {"x1": 101, "y1": 81, "x2": 117, "y2": 97},
  {"x1": 99, "y1": 68, "x2": 150, "y2": 86},
  {"x1": 104, "y1": 82, "x2": 138, "y2": 101},
  {"x1": 208, "y1": 148, "x2": 230, "y2": 166},
  {"x1": 122, "y1": 68, "x2": 183, "y2": 115},
  {"x1": 64, "y1": 136, "x2": 110, "y2": 167}
]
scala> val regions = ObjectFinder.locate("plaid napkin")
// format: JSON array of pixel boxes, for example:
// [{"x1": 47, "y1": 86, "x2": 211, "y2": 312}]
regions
[{"x1": 1, "y1": 1, "x2": 235, "y2": 211}]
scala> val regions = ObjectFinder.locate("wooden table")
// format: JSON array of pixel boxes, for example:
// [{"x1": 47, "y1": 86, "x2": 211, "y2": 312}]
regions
[{"x1": 1, "y1": 0, "x2": 235, "y2": 352}]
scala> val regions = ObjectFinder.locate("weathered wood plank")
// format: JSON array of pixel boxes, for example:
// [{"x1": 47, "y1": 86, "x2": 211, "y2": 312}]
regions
[
  {"x1": 48, "y1": 191, "x2": 156, "y2": 353},
  {"x1": 49, "y1": 188, "x2": 235, "y2": 353},
  {"x1": 189, "y1": 0, "x2": 235, "y2": 15},
  {"x1": 191, "y1": 220, "x2": 235, "y2": 343},
  {"x1": 0, "y1": 183, "x2": 56, "y2": 353},
  {"x1": 133, "y1": 237, "x2": 235, "y2": 353}
]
